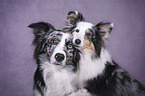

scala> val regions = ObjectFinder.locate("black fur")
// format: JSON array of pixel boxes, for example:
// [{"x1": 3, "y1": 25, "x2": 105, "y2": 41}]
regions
[
  {"x1": 28, "y1": 22, "x2": 80, "y2": 96},
  {"x1": 33, "y1": 68, "x2": 45, "y2": 96},
  {"x1": 67, "y1": 11, "x2": 85, "y2": 25},
  {"x1": 63, "y1": 11, "x2": 85, "y2": 31},
  {"x1": 86, "y1": 61, "x2": 145, "y2": 96},
  {"x1": 28, "y1": 22, "x2": 55, "y2": 45},
  {"x1": 28, "y1": 22, "x2": 55, "y2": 95},
  {"x1": 72, "y1": 47, "x2": 80, "y2": 71},
  {"x1": 91, "y1": 22, "x2": 113, "y2": 57},
  {"x1": 28, "y1": 22, "x2": 55, "y2": 61},
  {"x1": 64, "y1": 11, "x2": 145, "y2": 96},
  {"x1": 91, "y1": 27, "x2": 103, "y2": 57}
]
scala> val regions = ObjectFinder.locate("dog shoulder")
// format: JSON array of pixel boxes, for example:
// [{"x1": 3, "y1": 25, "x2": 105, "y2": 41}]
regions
[{"x1": 86, "y1": 61, "x2": 145, "y2": 96}]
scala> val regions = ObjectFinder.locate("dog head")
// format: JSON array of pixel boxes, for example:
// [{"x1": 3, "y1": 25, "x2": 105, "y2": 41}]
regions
[
  {"x1": 64, "y1": 11, "x2": 113, "y2": 57},
  {"x1": 28, "y1": 22, "x2": 78, "y2": 70}
]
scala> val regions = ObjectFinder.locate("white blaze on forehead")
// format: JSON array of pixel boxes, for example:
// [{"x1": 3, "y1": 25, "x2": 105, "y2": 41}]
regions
[
  {"x1": 58, "y1": 33, "x2": 70, "y2": 48},
  {"x1": 76, "y1": 22, "x2": 94, "y2": 31},
  {"x1": 73, "y1": 22, "x2": 94, "y2": 37},
  {"x1": 50, "y1": 32, "x2": 71, "y2": 65}
]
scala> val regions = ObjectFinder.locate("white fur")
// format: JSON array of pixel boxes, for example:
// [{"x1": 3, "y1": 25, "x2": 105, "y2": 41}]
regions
[
  {"x1": 75, "y1": 10, "x2": 79, "y2": 15},
  {"x1": 50, "y1": 33, "x2": 71, "y2": 66},
  {"x1": 76, "y1": 48, "x2": 111, "y2": 88},
  {"x1": 72, "y1": 22, "x2": 93, "y2": 48},
  {"x1": 72, "y1": 22, "x2": 112, "y2": 87},
  {"x1": 68, "y1": 88, "x2": 91, "y2": 96},
  {"x1": 110, "y1": 23, "x2": 114, "y2": 28},
  {"x1": 33, "y1": 90, "x2": 42, "y2": 96},
  {"x1": 34, "y1": 33, "x2": 78, "y2": 96},
  {"x1": 40, "y1": 61, "x2": 77, "y2": 96}
]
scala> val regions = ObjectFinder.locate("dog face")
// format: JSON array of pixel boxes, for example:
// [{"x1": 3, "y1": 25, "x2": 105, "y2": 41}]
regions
[
  {"x1": 28, "y1": 22, "x2": 76, "y2": 68},
  {"x1": 64, "y1": 11, "x2": 113, "y2": 57},
  {"x1": 73, "y1": 22, "x2": 113, "y2": 56},
  {"x1": 48, "y1": 32, "x2": 74, "y2": 66},
  {"x1": 72, "y1": 22, "x2": 94, "y2": 50}
]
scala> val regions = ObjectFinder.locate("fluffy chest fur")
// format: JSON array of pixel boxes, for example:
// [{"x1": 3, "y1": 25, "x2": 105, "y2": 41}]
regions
[
  {"x1": 77, "y1": 49, "x2": 112, "y2": 88},
  {"x1": 41, "y1": 61, "x2": 77, "y2": 96},
  {"x1": 28, "y1": 22, "x2": 80, "y2": 96}
]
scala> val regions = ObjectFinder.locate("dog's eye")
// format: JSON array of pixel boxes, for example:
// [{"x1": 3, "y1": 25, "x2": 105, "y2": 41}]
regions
[
  {"x1": 68, "y1": 44, "x2": 73, "y2": 49},
  {"x1": 50, "y1": 39, "x2": 57, "y2": 45},
  {"x1": 76, "y1": 29, "x2": 79, "y2": 33},
  {"x1": 86, "y1": 33, "x2": 92, "y2": 36}
]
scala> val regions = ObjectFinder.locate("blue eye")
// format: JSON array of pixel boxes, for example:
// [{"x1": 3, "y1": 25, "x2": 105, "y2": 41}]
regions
[{"x1": 68, "y1": 44, "x2": 73, "y2": 49}]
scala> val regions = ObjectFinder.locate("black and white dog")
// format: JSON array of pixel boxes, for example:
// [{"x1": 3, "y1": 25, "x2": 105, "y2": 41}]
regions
[
  {"x1": 64, "y1": 11, "x2": 145, "y2": 96},
  {"x1": 28, "y1": 22, "x2": 91, "y2": 96},
  {"x1": 28, "y1": 22, "x2": 79, "y2": 96}
]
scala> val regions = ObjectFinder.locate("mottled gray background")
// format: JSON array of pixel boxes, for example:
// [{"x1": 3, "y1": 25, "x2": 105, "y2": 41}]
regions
[{"x1": 0, "y1": 0, "x2": 145, "y2": 96}]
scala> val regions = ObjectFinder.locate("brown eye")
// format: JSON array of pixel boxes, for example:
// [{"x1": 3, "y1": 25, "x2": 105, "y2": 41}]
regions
[
  {"x1": 76, "y1": 29, "x2": 79, "y2": 33},
  {"x1": 50, "y1": 39, "x2": 56, "y2": 44},
  {"x1": 86, "y1": 33, "x2": 92, "y2": 36}
]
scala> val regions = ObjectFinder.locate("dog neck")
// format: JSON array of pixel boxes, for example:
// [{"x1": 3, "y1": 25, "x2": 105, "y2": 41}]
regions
[
  {"x1": 77, "y1": 48, "x2": 112, "y2": 88},
  {"x1": 40, "y1": 61, "x2": 77, "y2": 96}
]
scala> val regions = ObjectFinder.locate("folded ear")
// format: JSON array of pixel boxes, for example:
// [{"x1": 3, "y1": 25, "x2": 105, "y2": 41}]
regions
[
  {"x1": 28, "y1": 22, "x2": 55, "y2": 46},
  {"x1": 63, "y1": 11, "x2": 85, "y2": 31},
  {"x1": 28, "y1": 22, "x2": 55, "y2": 37},
  {"x1": 95, "y1": 22, "x2": 113, "y2": 39}
]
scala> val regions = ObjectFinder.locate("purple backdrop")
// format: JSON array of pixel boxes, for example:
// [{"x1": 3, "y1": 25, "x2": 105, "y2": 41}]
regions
[{"x1": 0, "y1": 0, "x2": 145, "y2": 96}]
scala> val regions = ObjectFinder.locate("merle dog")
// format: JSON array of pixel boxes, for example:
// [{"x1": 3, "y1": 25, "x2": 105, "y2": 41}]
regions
[{"x1": 63, "y1": 11, "x2": 145, "y2": 96}]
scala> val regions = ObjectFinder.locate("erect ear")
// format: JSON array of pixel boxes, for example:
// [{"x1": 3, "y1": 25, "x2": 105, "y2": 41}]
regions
[
  {"x1": 63, "y1": 11, "x2": 85, "y2": 31},
  {"x1": 95, "y1": 22, "x2": 113, "y2": 39},
  {"x1": 28, "y1": 22, "x2": 55, "y2": 37}
]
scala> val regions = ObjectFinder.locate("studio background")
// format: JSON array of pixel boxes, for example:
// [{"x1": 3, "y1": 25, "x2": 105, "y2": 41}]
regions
[{"x1": 0, "y1": 0, "x2": 145, "y2": 96}]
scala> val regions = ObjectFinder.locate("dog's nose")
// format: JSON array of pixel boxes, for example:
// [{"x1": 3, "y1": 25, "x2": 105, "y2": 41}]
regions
[
  {"x1": 55, "y1": 53, "x2": 65, "y2": 62},
  {"x1": 75, "y1": 39, "x2": 81, "y2": 45}
]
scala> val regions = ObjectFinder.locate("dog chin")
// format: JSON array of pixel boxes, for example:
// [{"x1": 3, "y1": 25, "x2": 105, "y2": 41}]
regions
[
  {"x1": 49, "y1": 61, "x2": 65, "y2": 66},
  {"x1": 53, "y1": 62, "x2": 64, "y2": 66}
]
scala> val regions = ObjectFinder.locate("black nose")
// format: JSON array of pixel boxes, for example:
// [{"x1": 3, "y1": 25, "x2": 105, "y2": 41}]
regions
[
  {"x1": 55, "y1": 53, "x2": 65, "y2": 62},
  {"x1": 75, "y1": 39, "x2": 81, "y2": 45}
]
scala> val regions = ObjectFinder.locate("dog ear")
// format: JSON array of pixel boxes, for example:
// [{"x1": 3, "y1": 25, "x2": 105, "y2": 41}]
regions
[
  {"x1": 28, "y1": 22, "x2": 55, "y2": 37},
  {"x1": 63, "y1": 11, "x2": 85, "y2": 31},
  {"x1": 66, "y1": 11, "x2": 85, "y2": 25},
  {"x1": 95, "y1": 22, "x2": 113, "y2": 39},
  {"x1": 28, "y1": 22, "x2": 55, "y2": 60},
  {"x1": 28, "y1": 22, "x2": 55, "y2": 46}
]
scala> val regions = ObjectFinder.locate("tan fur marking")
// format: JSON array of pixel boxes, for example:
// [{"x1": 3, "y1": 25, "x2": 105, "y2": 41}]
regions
[
  {"x1": 83, "y1": 82, "x2": 87, "y2": 88},
  {"x1": 83, "y1": 38, "x2": 94, "y2": 53},
  {"x1": 86, "y1": 29, "x2": 92, "y2": 33},
  {"x1": 86, "y1": 29, "x2": 92, "y2": 39}
]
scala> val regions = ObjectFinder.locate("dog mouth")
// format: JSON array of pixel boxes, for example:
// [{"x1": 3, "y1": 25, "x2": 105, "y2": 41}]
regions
[
  {"x1": 53, "y1": 60, "x2": 73, "y2": 66},
  {"x1": 53, "y1": 59, "x2": 74, "y2": 67},
  {"x1": 53, "y1": 61, "x2": 63, "y2": 66}
]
